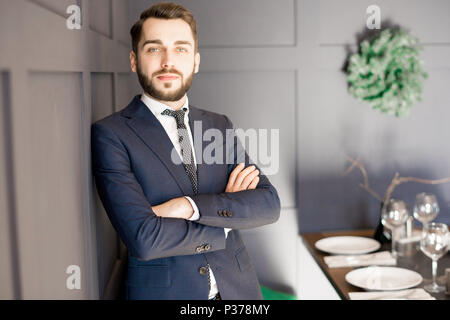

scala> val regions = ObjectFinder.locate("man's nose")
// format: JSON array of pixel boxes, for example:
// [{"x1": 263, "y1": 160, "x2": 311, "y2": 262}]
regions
[{"x1": 161, "y1": 51, "x2": 175, "y2": 69}]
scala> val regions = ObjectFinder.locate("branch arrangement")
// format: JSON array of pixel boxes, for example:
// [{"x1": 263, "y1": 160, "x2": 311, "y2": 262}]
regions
[{"x1": 344, "y1": 155, "x2": 450, "y2": 205}]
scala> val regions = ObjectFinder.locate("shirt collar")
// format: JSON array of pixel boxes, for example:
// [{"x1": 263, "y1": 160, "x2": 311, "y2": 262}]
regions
[{"x1": 141, "y1": 92, "x2": 189, "y2": 117}]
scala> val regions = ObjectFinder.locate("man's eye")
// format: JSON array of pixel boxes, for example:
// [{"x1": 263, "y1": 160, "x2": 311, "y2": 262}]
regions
[
  {"x1": 177, "y1": 47, "x2": 187, "y2": 52},
  {"x1": 148, "y1": 48, "x2": 159, "y2": 53}
]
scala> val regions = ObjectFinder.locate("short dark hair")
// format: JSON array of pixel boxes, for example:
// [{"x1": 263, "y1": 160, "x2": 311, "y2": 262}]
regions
[{"x1": 130, "y1": 2, "x2": 198, "y2": 55}]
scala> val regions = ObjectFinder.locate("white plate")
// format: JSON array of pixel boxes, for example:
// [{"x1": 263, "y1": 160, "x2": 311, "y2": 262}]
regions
[
  {"x1": 345, "y1": 266, "x2": 423, "y2": 291},
  {"x1": 314, "y1": 236, "x2": 381, "y2": 255}
]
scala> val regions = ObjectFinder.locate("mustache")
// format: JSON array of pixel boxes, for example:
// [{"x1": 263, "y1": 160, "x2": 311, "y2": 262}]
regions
[{"x1": 153, "y1": 69, "x2": 183, "y2": 77}]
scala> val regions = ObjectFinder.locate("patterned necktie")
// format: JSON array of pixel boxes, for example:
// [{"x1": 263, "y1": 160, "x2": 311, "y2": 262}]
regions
[{"x1": 161, "y1": 108, "x2": 198, "y2": 195}]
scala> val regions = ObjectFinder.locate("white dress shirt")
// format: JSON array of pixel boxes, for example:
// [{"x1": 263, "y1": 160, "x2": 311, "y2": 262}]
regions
[{"x1": 141, "y1": 92, "x2": 230, "y2": 299}]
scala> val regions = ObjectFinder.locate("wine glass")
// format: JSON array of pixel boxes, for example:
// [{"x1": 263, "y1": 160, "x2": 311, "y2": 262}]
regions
[
  {"x1": 381, "y1": 199, "x2": 410, "y2": 258},
  {"x1": 413, "y1": 193, "x2": 439, "y2": 227},
  {"x1": 420, "y1": 222, "x2": 449, "y2": 293}
]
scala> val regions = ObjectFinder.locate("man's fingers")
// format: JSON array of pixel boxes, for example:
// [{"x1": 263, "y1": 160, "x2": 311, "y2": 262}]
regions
[
  {"x1": 226, "y1": 163, "x2": 245, "y2": 190},
  {"x1": 234, "y1": 165, "x2": 256, "y2": 188},
  {"x1": 225, "y1": 164, "x2": 261, "y2": 192},
  {"x1": 240, "y1": 169, "x2": 259, "y2": 190},
  {"x1": 247, "y1": 176, "x2": 259, "y2": 190},
  {"x1": 151, "y1": 205, "x2": 162, "y2": 217}
]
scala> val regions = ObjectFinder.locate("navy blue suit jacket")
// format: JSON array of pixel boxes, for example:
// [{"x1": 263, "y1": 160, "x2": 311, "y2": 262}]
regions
[{"x1": 91, "y1": 95, "x2": 280, "y2": 300}]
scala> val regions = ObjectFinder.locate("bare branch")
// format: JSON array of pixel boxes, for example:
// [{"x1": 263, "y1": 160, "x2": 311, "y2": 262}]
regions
[
  {"x1": 383, "y1": 172, "x2": 400, "y2": 204},
  {"x1": 398, "y1": 177, "x2": 450, "y2": 185},
  {"x1": 343, "y1": 155, "x2": 360, "y2": 175},
  {"x1": 345, "y1": 156, "x2": 450, "y2": 206},
  {"x1": 359, "y1": 183, "x2": 383, "y2": 202},
  {"x1": 384, "y1": 174, "x2": 450, "y2": 204},
  {"x1": 344, "y1": 155, "x2": 382, "y2": 202}
]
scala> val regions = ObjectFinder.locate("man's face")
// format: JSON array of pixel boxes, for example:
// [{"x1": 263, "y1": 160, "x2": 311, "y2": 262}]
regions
[{"x1": 130, "y1": 18, "x2": 200, "y2": 102}]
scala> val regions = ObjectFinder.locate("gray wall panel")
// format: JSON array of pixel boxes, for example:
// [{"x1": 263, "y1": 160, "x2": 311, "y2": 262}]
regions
[
  {"x1": 22, "y1": 71, "x2": 86, "y2": 298},
  {"x1": 29, "y1": 0, "x2": 81, "y2": 17},
  {"x1": 177, "y1": 0, "x2": 295, "y2": 48},
  {"x1": 113, "y1": 0, "x2": 130, "y2": 45},
  {"x1": 89, "y1": 0, "x2": 112, "y2": 38},
  {"x1": 91, "y1": 73, "x2": 114, "y2": 122},
  {"x1": 116, "y1": 72, "x2": 133, "y2": 111}
]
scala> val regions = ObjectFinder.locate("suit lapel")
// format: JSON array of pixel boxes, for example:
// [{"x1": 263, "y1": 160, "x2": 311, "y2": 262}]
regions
[{"x1": 122, "y1": 96, "x2": 194, "y2": 196}]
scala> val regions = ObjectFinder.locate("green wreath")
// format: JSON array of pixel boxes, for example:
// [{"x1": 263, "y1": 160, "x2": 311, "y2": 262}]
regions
[{"x1": 347, "y1": 28, "x2": 427, "y2": 117}]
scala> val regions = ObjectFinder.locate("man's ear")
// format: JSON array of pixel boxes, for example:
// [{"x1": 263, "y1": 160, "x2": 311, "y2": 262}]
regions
[
  {"x1": 194, "y1": 52, "x2": 200, "y2": 74},
  {"x1": 130, "y1": 51, "x2": 137, "y2": 73}
]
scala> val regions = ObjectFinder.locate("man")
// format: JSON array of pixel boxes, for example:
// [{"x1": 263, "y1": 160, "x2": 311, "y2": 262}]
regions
[{"x1": 91, "y1": 2, "x2": 280, "y2": 300}]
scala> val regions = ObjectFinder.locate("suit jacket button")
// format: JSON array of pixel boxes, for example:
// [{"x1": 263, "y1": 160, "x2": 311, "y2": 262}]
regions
[
  {"x1": 195, "y1": 246, "x2": 203, "y2": 253},
  {"x1": 204, "y1": 244, "x2": 211, "y2": 251},
  {"x1": 218, "y1": 210, "x2": 224, "y2": 216},
  {"x1": 199, "y1": 266, "x2": 208, "y2": 275}
]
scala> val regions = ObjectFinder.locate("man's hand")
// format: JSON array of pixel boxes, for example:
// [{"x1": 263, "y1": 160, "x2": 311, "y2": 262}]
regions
[
  {"x1": 152, "y1": 197, "x2": 194, "y2": 219},
  {"x1": 225, "y1": 163, "x2": 260, "y2": 193}
]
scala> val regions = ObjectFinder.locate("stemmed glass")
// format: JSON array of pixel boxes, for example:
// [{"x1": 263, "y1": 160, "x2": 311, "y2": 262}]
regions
[
  {"x1": 413, "y1": 193, "x2": 439, "y2": 227},
  {"x1": 381, "y1": 198, "x2": 410, "y2": 258},
  {"x1": 420, "y1": 222, "x2": 449, "y2": 293}
]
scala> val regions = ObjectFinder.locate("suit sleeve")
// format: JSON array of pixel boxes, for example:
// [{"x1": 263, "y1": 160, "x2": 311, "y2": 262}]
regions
[
  {"x1": 91, "y1": 122, "x2": 226, "y2": 261},
  {"x1": 189, "y1": 115, "x2": 281, "y2": 230}
]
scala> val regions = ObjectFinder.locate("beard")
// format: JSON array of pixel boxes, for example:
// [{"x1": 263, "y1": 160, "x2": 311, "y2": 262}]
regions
[{"x1": 136, "y1": 59, "x2": 195, "y2": 102}]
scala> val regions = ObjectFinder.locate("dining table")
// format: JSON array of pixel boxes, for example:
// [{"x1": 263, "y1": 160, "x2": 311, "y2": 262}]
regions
[{"x1": 301, "y1": 229, "x2": 450, "y2": 300}]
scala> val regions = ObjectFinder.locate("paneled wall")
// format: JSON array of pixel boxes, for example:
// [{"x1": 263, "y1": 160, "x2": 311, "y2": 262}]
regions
[{"x1": 0, "y1": 0, "x2": 133, "y2": 299}]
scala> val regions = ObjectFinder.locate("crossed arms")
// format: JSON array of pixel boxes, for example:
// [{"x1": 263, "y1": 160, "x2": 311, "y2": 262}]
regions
[
  {"x1": 91, "y1": 117, "x2": 280, "y2": 261},
  {"x1": 151, "y1": 163, "x2": 261, "y2": 219}
]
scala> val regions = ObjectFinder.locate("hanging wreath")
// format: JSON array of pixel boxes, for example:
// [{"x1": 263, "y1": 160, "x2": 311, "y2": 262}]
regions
[{"x1": 346, "y1": 28, "x2": 427, "y2": 117}]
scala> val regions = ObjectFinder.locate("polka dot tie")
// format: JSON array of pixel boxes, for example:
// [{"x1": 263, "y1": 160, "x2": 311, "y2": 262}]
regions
[{"x1": 161, "y1": 108, "x2": 198, "y2": 195}]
